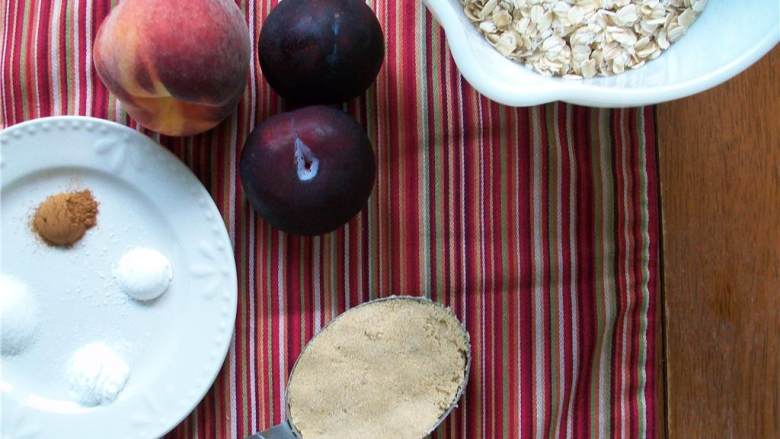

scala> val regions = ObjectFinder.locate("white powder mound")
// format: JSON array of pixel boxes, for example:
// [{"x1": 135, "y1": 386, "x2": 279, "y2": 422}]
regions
[
  {"x1": 115, "y1": 247, "x2": 173, "y2": 301},
  {"x1": 66, "y1": 342, "x2": 130, "y2": 406},
  {"x1": 0, "y1": 274, "x2": 40, "y2": 356}
]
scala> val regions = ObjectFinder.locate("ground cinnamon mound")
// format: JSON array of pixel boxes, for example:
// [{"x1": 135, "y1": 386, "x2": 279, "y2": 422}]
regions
[{"x1": 32, "y1": 190, "x2": 99, "y2": 247}]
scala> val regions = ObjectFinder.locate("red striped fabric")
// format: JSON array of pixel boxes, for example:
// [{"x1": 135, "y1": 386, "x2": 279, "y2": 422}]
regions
[{"x1": 1, "y1": 1, "x2": 660, "y2": 438}]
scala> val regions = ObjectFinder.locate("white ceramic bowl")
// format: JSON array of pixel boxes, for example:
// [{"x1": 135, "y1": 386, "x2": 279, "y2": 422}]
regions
[{"x1": 423, "y1": 0, "x2": 780, "y2": 107}]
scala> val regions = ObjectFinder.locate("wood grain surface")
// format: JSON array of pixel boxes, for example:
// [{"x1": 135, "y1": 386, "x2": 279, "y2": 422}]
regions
[{"x1": 658, "y1": 46, "x2": 780, "y2": 438}]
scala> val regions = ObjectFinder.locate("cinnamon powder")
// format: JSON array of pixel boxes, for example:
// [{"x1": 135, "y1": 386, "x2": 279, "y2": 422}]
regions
[{"x1": 32, "y1": 190, "x2": 99, "y2": 247}]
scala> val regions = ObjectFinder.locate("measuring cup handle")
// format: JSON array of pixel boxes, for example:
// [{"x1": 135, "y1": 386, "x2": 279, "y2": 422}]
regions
[{"x1": 246, "y1": 422, "x2": 298, "y2": 439}]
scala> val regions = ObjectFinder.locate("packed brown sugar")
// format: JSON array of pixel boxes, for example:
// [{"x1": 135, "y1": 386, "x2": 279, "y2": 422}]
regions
[{"x1": 287, "y1": 299, "x2": 469, "y2": 439}]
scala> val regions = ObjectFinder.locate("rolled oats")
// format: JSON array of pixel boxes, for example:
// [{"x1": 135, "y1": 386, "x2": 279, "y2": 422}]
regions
[{"x1": 461, "y1": 0, "x2": 707, "y2": 78}]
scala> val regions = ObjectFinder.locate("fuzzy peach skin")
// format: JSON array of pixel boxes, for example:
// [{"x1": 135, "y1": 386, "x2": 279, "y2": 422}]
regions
[{"x1": 93, "y1": 0, "x2": 250, "y2": 136}]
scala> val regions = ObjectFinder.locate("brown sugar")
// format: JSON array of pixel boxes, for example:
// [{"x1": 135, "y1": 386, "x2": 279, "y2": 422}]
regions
[
  {"x1": 286, "y1": 298, "x2": 470, "y2": 439},
  {"x1": 32, "y1": 190, "x2": 99, "y2": 247}
]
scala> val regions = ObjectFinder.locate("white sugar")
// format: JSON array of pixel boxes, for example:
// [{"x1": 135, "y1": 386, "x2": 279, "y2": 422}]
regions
[
  {"x1": 65, "y1": 342, "x2": 130, "y2": 406},
  {"x1": 114, "y1": 247, "x2": 173, "y2": 301},
  {"x1": 0, "y1": 274, "x2": 40, "y2": 356}
]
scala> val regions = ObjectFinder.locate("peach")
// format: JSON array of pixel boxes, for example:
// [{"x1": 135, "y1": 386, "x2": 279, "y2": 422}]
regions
[{"x1": 93, "y1": 0, "x2": 250, "y2": 136}]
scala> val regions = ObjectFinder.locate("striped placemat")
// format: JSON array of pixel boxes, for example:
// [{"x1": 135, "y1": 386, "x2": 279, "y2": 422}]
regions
[{"x1": 1, "y1": 1, "x2": 660, "y2": 438}]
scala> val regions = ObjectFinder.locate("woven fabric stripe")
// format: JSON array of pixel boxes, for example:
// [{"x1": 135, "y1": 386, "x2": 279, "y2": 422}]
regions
[{"x1": 0, "y1": 1, "x2": 660, "y2": 438}]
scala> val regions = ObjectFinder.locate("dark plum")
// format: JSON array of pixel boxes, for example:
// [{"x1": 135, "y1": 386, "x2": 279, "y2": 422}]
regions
[
  {"x1": 258, "y1": 0, "x2": 385, "y2": 105},
  {"x1": 240, "y1": 106, "x2": 376, "y2": 236}
]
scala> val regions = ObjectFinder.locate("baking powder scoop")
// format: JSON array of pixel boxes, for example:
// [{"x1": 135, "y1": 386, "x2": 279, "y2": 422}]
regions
[{"x1": 247, "y1": 296, "x2": 471, "y2": 439}]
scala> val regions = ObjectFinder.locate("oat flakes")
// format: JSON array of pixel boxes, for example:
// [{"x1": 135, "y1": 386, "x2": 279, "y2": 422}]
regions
[{"x1": 462, "y1": 0, "x2": 707, "y2": 78}]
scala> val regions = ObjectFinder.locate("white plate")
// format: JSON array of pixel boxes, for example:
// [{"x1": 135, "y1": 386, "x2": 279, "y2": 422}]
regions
[{"x1": 0, "y1": 117, "x2": 237, "y2": 438}]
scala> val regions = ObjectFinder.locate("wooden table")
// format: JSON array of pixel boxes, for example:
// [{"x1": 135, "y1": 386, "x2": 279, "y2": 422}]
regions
[{"x1": 658, "y1": 46, "x2": 780, "y2": 438}]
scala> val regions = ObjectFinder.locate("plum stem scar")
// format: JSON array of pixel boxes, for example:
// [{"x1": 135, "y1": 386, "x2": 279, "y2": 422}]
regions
[
  {"x1": 294, "y1": 137, "x2": 320, "y2": 181},
  {"x1": 326, "y1": 14, "x2": 341, "y2": 67}
]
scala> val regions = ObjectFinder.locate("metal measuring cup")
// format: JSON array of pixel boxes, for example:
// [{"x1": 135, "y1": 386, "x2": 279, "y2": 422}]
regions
[{"x1": 246, "y1": 296, "x2": 472, "y2": 439}]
